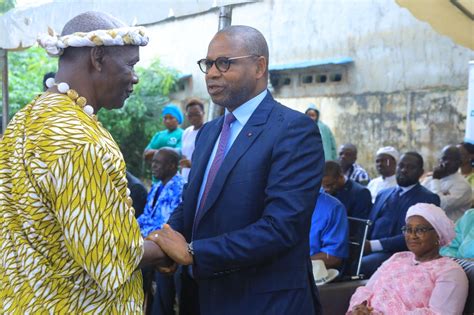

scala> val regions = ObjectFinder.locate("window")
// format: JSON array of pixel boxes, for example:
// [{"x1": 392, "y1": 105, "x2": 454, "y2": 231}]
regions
[
  {"x1": 302, "y1": 75, "x2": 313, "y2": 84},
  {"x1": 330, "y1": 73, "x2": 343, "y2": 82},
  {"x1": 270, "y1": 75, "x2": 291, "y2": 88},
  {"x1": 315, "y1": 74, "x2": 327, "y2": 83}
]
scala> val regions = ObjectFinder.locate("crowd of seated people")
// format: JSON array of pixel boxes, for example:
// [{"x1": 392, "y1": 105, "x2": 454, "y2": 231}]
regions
[
  {"x1": 361, "y1": 152, "x2": 441, "y2": 276},
  {"x1": 126, "y1": 104, "x2": 473, "y2": 314}
]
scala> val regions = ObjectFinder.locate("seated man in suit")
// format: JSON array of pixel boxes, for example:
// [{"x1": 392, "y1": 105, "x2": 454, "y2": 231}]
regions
[
  {"x1": 137, "y1": 148, "x2": 184, "y2": 315},
  {"x1": 361, "y1": 152, "x2": 440, "y2": 277},
  {"x1": 309, "y1": 191, "x2": 349, "y2": 270},
  {"x1": 322, "y1": 160, "x2": 372, "y2": 220}
]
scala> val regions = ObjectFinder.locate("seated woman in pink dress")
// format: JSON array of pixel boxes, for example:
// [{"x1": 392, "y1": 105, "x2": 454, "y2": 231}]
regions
[{"x1": 347, "y1": 203, "x2": 469, "y2": 315}]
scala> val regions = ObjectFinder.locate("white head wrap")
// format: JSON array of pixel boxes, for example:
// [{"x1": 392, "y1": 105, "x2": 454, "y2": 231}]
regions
[
  {"x1": 38, "y1": 26, "x2": 149, "y2": 57},
  {"x1": 376, "y1": 146, "x2": 400, "y2": 161},
  {"x1": 405, "y1": 203, "x2": 455, "y2": 246}
]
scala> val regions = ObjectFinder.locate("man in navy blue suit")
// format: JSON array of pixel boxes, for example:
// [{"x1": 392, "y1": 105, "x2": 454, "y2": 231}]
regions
[
  {"x1": 150, "y1": 26, "x2": 324, "y2": 315},
  {"x1": 322, "y1": 160, "x2": 372, "y2": 220},
  {"x1": 360, "y1": 152, "x2": 440, "y2": 277}
]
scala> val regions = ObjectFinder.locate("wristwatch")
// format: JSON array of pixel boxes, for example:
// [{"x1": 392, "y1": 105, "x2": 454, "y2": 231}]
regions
[{"x1": 187, "y1": 242, "x2": 194, "y2": 256}]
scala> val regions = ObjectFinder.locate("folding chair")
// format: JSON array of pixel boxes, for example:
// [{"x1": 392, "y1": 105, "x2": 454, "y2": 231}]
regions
[{"x1": 345, "y1": 216, "x2": 372, "y2": 279}]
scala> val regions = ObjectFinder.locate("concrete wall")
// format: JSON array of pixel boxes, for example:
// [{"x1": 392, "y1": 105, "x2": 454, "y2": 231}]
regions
[
  {"x1": 281, "y1": 88, "x2": 467, "y2": 175},
  {"x1": 140, "y1": 0, "x2": 474, "y2": 175}
]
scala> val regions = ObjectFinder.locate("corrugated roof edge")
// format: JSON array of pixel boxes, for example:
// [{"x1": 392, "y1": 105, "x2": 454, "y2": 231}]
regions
[{"x1": 269, "y1": 57, "x2": 354, "y2": 72}]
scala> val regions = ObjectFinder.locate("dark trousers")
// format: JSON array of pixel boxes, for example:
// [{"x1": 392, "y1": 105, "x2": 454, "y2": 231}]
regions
[
  {"x1": 142, "y1": 267, "x2": 178, "y2": 315},
  {"x1": 151, "y1": 272, "x2": 177, "y2": 315},
  {"x1": 179, "y1": 266, "x2": 200, "y2": 315}
]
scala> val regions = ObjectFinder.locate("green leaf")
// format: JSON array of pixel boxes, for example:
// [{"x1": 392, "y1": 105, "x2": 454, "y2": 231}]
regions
[{"x1": 3, "y1": 47, "x2": 180, "y2": 180}]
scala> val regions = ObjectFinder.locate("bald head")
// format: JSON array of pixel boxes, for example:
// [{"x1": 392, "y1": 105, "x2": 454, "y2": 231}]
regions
[
  {"x1": 60, "y1": 12, "x2": 127, "y2": 62},
  {"x1": 439, "y1": 145, "x2": 461, "y2": 175},
  {"x1": 53, "y1": 11, "x2": 141, "y2": 112},
  {"x1": 216, "y1": 25, "x2": 269, "y2": 75},
  {"x1": 205, "y1": 25, "x2": 269, "y2": 110},
  {"x1": 61, "y1": 11, "x2": 125, "y2": 36}
]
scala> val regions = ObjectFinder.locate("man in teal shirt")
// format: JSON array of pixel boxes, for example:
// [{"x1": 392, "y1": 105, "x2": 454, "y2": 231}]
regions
[
  {"x1": 306, "y1": 106, "x2": 337, "y2": 161},
  {"x1": 144, "y1": 104, "x2": 184, "y2": 162}
]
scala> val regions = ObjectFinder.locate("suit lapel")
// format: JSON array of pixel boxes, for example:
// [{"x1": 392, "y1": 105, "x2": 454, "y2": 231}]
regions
[
  {"x1": 400, "y1": 183, "x2": 421, "y2": 210},
  {"x1": 369, "y1": 188, "x2": 394, "y2": 222},
  {"x1": 185, "y1": 119, "x2": 223, "y2": 221},
  {"x1": 194, "y1": 96, "x2": 274, "y2": 229}
]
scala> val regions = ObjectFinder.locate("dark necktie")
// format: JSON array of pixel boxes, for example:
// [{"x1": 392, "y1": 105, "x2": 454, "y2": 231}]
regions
[{"x1": 195, "y1": 112, "x2": 236, "y2": 219}]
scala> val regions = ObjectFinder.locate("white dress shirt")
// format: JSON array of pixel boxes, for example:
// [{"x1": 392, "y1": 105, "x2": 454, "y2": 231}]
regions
[
  {"x1": 367, "y1": 175, "x2": 397, "y2": 203},
  {"x1": 180, "y1": 126, "x2": 200, "y2": 183},
  {"x1": 196, "y1": 90, "x2": 268, "y2": 210},
  {"x1": 422, "y1": 172, "x2": 472, "y2": 222}
]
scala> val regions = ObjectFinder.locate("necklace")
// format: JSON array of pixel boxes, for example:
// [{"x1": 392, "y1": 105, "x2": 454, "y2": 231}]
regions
[{"x1": 45, "y1": 78, "x2": 98, "y2": 122}]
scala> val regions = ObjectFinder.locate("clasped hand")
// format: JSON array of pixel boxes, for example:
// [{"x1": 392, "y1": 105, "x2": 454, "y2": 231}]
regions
[
  {"x1": 146, "y1": 224, "x2": 194, "y2": 268},
  {"x1": 350, "y1": 301, "x2": 374, "y2": 315}
]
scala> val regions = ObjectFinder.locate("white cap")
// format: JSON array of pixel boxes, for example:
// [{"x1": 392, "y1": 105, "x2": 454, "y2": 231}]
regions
[{"x1": 376, "y1": 146, "x2": 400, "y2": 161}]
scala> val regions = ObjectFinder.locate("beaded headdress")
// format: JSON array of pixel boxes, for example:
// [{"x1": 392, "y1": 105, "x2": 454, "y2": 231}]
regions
[{"x1": 38, "y1": 26, "x2": 149, "y2": 57}]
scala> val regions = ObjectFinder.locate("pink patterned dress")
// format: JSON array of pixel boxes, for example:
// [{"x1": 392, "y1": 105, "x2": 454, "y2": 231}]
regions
[{"x1": 347, "y1": 252, "x2": 468, "y2": 315}]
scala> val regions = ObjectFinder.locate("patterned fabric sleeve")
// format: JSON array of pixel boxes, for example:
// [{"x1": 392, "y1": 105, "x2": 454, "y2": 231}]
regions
[
  {"x1": 48, "y1": 142, "x2": 144, "y2": 292},
  {"x1": 347, "y1": 255, "x2": 393, "y2": 313}
]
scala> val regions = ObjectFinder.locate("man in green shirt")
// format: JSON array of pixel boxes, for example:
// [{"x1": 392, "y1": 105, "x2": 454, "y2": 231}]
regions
[
  {"x1": 305, "y1": 106, "x2": 337, "y2": 161},
  {"x1": 144, "y1": 104, "x2": 184, "y2": 162}
]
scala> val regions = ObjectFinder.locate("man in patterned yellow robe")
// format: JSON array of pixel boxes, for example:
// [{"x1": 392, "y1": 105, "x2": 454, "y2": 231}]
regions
[{"x1": 0, "y1": 11, "x2": 167, "y2": 314}]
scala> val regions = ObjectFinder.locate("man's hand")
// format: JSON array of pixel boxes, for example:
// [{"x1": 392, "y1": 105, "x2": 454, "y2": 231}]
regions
[
  {"x1": 179, "y1": 158, "x2": 192, "y2": 169},
  {"x1": 432, "y1": 164, "x2": 448, "y2": 180},
  {"x1": 148, "y1": 224, "x2": 193, "y2": 266},
  {"x1": 350, "y1": 301, "x2": 373, "y2": 315},
  {"x1": 143, "y1": 149, "x2": 157, "y2": 162},
  {"x1": 363, "y1": 240, "x2": 372, "y2": 255},
  {"x1": 157, "y1": 262, "x2": 178, "y2": 275}
]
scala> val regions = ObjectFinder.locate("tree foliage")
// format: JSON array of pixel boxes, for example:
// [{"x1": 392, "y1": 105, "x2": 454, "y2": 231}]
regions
[
  {"x1": 5, "y1": 47, "x2": 179, "y2": 179},
  {"x1": 99, "y1": 60, "x2": 180, "y2": 179},
  {"x1": 7, "y1": 47, "x2": 56, "y2": 115},
  {"x1": 0, "y1": 0, "x2": 15, "y2": 14}
]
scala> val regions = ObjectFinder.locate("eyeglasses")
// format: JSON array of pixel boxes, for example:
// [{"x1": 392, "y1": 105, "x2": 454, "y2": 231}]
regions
[
  {"x1": 401, "y1": 226, "x2": 435, "y2": 237},
  {"x1": 197, "y1": 55, "x2": 259, "y2": 74}
]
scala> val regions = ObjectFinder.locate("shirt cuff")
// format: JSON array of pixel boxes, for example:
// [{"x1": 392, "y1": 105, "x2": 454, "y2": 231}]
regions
[{"x1": 370, "y1": 240, "x2": 383, "y2": 252}]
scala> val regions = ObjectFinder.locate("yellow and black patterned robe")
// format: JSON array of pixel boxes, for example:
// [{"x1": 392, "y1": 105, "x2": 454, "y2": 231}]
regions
[{"x1": 0, "y1": 93, "x2": 144, "y2": 314}]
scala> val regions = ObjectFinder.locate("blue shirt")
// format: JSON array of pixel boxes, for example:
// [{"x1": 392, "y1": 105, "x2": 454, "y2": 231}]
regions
[
  {"x1": 137, "y1": 174, "x2": 184, "y2": 237},
  {"x1": 309, "y1": 192, "x2": 349, "y2": 259},
  {"x1": 196, "y1": 89, "x2": 268, "y2": 210}
]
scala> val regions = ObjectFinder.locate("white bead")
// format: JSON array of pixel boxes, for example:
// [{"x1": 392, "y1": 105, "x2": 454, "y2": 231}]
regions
[
  {"x1": 45, "y1": 77, "x2": 55, "y2": 88},
  {"x1": 57, "y1": 82, "x2": 70, "y2": 93},
  {"x1": 83, "y1": 105, "x2": 94, "y2": 116},
  {"x1": 126, "y1": 188, "x2": 131, "y2": 197}
]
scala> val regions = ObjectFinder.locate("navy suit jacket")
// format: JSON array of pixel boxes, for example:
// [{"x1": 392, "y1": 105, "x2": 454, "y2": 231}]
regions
[
  {"x1": 168, "y1": 92, "x2": 324, "y2": 315},
  {"x1": 335, "y1": 179, "x2": 372, "y2": 219},
  {"x1": 368, "y1": 183, "x2": 440, "y2": 253}
]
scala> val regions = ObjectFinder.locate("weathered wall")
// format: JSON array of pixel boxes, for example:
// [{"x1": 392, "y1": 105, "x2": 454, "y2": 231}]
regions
[
  {"x1": 140, "y1": 0, "x2": 473, "y2": 172},
  {"x1": 280, "y1": 87, "x2": 467, "y2": 176}
]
